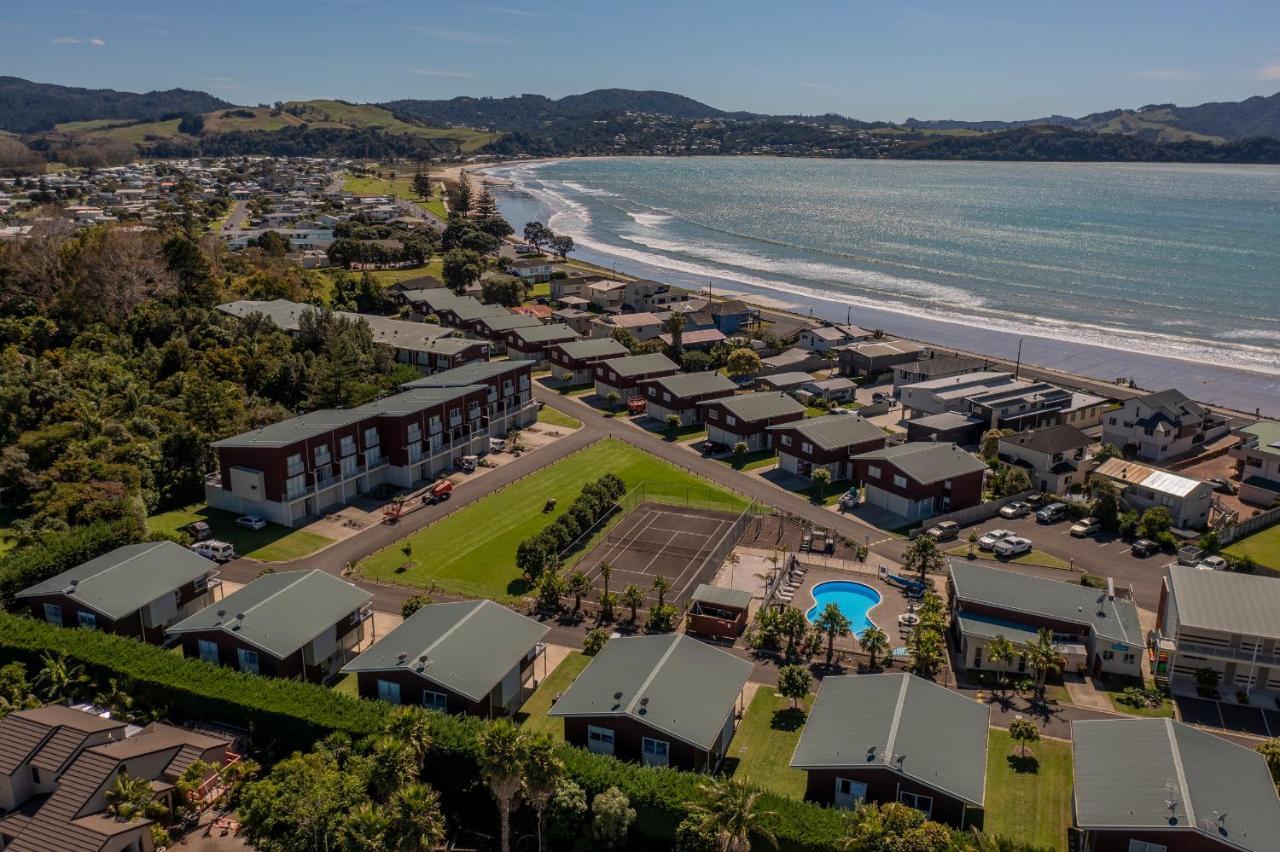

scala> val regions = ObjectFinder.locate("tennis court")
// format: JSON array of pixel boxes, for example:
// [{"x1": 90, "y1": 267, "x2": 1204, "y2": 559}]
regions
[{"x1": 576, "y1": 501, "x2": 755, "y2": 607}]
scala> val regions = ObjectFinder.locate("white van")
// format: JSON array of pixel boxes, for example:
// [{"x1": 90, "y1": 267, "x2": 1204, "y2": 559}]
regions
[
  {"x1": 489, "y1": 438, "x2": 508, "y2": 453},
  {"x1": 191, "y1": 540, "x2": 236, "y2": 562}
]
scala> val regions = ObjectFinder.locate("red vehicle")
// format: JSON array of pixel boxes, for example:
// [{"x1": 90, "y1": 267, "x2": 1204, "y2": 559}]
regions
[
  {"x1": 425, "y1": 479, "x2": 453, "y2": 504},
  {"x1": 626, "y1": 397, "x2": 647, "y2": 415}
]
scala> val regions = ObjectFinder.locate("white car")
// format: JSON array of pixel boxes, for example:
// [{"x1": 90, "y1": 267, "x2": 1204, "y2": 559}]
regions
[
  {"x1": 191, "y1": 540, "x2": 236, "y2": 562},
  {"x1": 978, "y1": 529, "x2": 1015, "y2": 551},
  {"x1": 998, "y1": 501, "x2": 1031, "y2": 519},
  {"x1": 993, "y1": 536, "x2": 1033, "y2": 558},
  {"x1": 1069, "y1": 517, "x2": 1101, "y2": 538},
  {"x1": 236, "y1": 515, "x2": 267, "y2": 531},
  {"x1": 1198, "y1": 556, "x2": 1228, "y2": 571}
]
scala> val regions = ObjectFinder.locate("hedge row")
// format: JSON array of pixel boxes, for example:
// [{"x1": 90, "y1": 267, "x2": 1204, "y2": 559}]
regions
[
  {"x1": 515, "y1": 473, "x2": 627, "y2": 577},
  {"x1": 0, "y1": 612, "x2": 846, "y2": 849},
  {"x1": 0, "y1": 517, "x2": 145, "y2": 609}
]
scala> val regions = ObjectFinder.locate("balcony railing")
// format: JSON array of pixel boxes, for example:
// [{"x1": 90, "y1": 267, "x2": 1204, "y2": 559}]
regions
[{"x1": 1173, "y1": 638, "x2": 1280, "y2": 668}]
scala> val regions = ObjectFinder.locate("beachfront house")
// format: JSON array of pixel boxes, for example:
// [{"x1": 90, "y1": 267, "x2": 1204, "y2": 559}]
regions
[
  {"x1": 1093, "y1": 458, "x2": 1214, "y2": 531},
  {"x1": 590, "y1": 312, "x2": 665, "y2": 342},
  {"x1": 701, "y1": 392, "x2": 806, "y2": 452},
  {"x1": 997, "y1": 424, "x2": 1095, "y2": 495},
  {"x1": 639, "y1": 371, "x2": 738, "y2": 426},
  {"x1": 1230, "y1": 419, "x2": 1280, "y2": 508},
  {"x1": 506, "y1": 257, "x2": 554, "y2": 283},
  {"x1": 892, "y1": 354, "x2": 990, "y2": 391},
  {"x1": 948, "y1": 559, "x2": 1144, "y2": 679},
  {"x1": 791, "y1": 673, "x2": 989, "y2": 828},
  {"x1": 768, "y1": 414, "x2": 887, "y2": 482},
  {"x1": 548, "y1": 634, "x2": 751, "y2": 771},
  {"x1": 849, "y1": 442, "x2": 987, "y2": 521},
  {"x1": 342, "y1": 600, "x2": 548, "y2": 718},
  {"x1": 1101, "y1": 388, "x2": 1231, "y2": 463},
  {"x1": 838, "y1": 339, "x2": 928, "y2": 379},
  {"x1": 593, "y1": 353, "x2": 681, "y2": 402}
]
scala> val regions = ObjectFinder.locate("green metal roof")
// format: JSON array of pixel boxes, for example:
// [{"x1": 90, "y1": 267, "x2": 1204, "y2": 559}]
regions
[
  {"x1": 511, "y1": 323, "x2": 580, "y2": 344},
  {"x1": 708, "y1": 392, "x2": 806, "y2": 422},
  {"x1": 1166, "y1": 563, "x2": 1280, "y2": 642},
  {"x1": 645, "y1": 371, "x2": 737, "y2": 398},
  {"x1": 401, "y1": 360, "x2": 534, "y2": 389},
  {"x1": 691, "y1": 584, "x2": 752, "y2": 610},
  {"x1": 769, "y1": 414, "x2": 885, "y2": 451},
  {"x1": 1238, "y1": 420, "x2": 1280, "y2": 460},
  {"x1": 167, "y1": 570, "x2": 370, "y2": 659},
  {"x1": 342, "y1": 601, "x2": 548, "y2": 701},
  {"x1": 211, "y1": 409, "x2": 369, "y2": 449},
  {"x1": 953, "y1": 612, "x2": 1040, "y2": 646},
  {"x1": 556, "y1": 338, "x2": 630, "y2": 360},
  {"x1": 481, "y1": 313, "x2": 544, "y2": 333},
  {"x1": 548, "y1": 634, "x2": 752, "y2": 750},
  {"x1": 600, "y1": 353, "x2": 679, "y2": 379},
  {"x1": 790, "y1": 673, "x2": 990, "y2": 807},
  {"x1": 16, "y1": 542, "x2": 215, "y2": 621},
  {"x1": 1072, "y1": 719, "x2": 1280, "y2": 852},
  {"x1": 447, "y1": 300, "x2": 510, "y2": 322},
  {"x1": 949, "y1": 560, "x2": 1142, "y2": 646},
  {"x1": 850, "y1": 442, "x2": 988, "y2": 485}
]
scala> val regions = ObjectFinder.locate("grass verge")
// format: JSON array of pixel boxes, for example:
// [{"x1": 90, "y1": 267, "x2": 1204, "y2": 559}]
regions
[
  {"x1": 724, "y1": 689, "x2": 810, "y2": 799},
  {"x1": 515, "y1": 651, "x2": 591, "y2": 740},
  {"x1": 537, "y1": 407, "x2": 582, "y2": 429},
  {"x1": 983, "y1": 727, "x2": 1073, "y2": 851},
  {"x1": 146, "y1": 505, "x2": 333, "y2": 562},
  {"x1": 945, "y1": 547, "x2": 1073, "y2": 571}
]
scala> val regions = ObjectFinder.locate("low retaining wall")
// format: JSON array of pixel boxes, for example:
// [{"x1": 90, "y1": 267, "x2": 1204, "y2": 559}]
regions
[{"x1": 908, "y1": 490, "x2": 1035, "y2": 535}]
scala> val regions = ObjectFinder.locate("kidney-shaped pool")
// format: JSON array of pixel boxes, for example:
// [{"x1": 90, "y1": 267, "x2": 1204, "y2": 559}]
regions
[{"x1": 805, "y1": 580, "x2": 882, "y2": 632}]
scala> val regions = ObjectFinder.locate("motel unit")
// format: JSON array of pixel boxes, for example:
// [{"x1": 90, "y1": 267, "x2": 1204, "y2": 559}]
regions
[
  {"x1": 593, "y1": 353, "x2": 681, "y2": 401},
  {"x1": 638, "y1": 371, "x2": 738, "y2": 426}
]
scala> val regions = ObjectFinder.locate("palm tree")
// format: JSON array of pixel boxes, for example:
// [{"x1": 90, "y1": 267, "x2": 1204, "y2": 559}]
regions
[
  {"x1": 856, "y1": 626, "x2": 889, "y2": 671},
  {"x1": 663, "y1": 312, "x2": 685, "y2": 359},
  {"x1": 387, "y1": 783, "x2": 447, "y2": 851},
  {"x1": 814, "y1": 603, "x2": 852, "y2": 670},
  {"x1": 567, "y1": 571, "x2": 592, "y2": 613},
  {"x1": 687, "y1": 776, "x2": 778, "y2": 852},
  {"x1": 901, "y1": 535, "x2": 944, "y2": 584},
  {"x1": 907, "y1": 623, "x2": 945, "y2": 678},
  {"x1": 343, "y1": 802, "x2": 390, "y2": 852},
  {"x1": 778, "y1": 607, "x2": 808, "y2": 658},
  {"x1": 367, "y1": 736, "x2": 417, "y2": 802},
  {"x1": 383, "y1": 705, "x2": 432, "y2": 773},
  {"x1": 478, "y1": 720, "x2": 530, "y2": 852},
  {"x1": 93, "y1": 677, "x2": 134, "y2": 718},
  {"x1": 34, "y1": 652, "x2": 86, "y2": 703},
  {"x1": 522, "y1": 734, "x2": 564, "y2": 852},
  {"x1": 986, "y1": 635, "x2": 1016, "y2": 690},
  {"x1": 652, "y1": 575, "x2": 671, "y2": 609},
  {"x1": 1025, "y1": 629, "x2": 1066, "y2": 700},
  {"x1": 106, "y1": 772, "x2": 153, "y2": 821},
  {"x1": 622, "y1": 584, "x2": 645, "y2": 622}
]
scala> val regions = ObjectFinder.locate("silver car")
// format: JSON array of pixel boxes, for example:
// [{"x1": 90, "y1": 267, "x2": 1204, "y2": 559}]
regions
[{"x1": 978, "y1": 529, "x2": 1015, "y2": 551}]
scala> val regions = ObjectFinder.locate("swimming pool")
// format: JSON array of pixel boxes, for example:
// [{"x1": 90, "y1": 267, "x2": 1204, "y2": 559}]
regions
[{"x1": 805, "y1": 581, "x2": 881, "y2": 632}]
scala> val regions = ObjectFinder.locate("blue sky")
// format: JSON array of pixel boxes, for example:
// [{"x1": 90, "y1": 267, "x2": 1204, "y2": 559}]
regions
[{"x1": 4, "y1": 1, "x2": 1280, "y2": 121}]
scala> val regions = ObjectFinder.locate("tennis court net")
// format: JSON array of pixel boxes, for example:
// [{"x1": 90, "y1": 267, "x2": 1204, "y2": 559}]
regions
[{"x1": 602, "y1": 534, "x2": 712, "y2": 560}]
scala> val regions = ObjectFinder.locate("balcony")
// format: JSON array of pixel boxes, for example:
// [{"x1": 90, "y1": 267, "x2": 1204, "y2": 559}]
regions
[
  {"x1": 280, "y1": 460, "x2": 383, "y2": 503},
  {"x1": 1172, "y1": 637, "x2": 1280, "y2": 668}
]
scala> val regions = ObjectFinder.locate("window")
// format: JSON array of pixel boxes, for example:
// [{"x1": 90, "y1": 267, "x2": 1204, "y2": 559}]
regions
[
  {"x1": 974, "y1": 645, "x2": 982, "y2": 667},
  {"x1": 708, "y1": 410, "x2": 719, "y2": 420},
  {"x1": 586, "y1": 725, "x2": 615, "y2": 755},
  {"x1": 641, "y1": 737, "x2": 670, "y2": 766},
  {"x1": 801, "y1": 442, "x2": 814, "y2": 455},
  {"x1": 648, "y1": 387, "x2": 656, "y2": 398},
  {"x1": 197, "y1": 639, "x2": 219, "y2": 665},
  {"x1": 407, "y1": 423, "x2": 422, "y2": 443},
  {"x1": 376, "y1": 679, "x2": 401, "y2": 704},
  {"x1": 867, "y1": 465, "x2": 881, "y2": 479},
  {"x1": 726, "y1": 415, "x2": 737, "y2": 427},
  {"x1": 313, "y1": 445, "x2": 331, "y2": 466},
  {"x1": 30, "y1": 766, "x2": 42, "y2": 785},
  {"x1": 363, "y1": 427, "x2": 380, "y2": 449},
  {"x1": 834, "y1": 778, "x2": 867, "y2": 809},
  {"x1": 893, "y1": 474, "x2": 908, "y2": 489},
  {"x1": 339, "y1": 435, "x2": 357, "y2": 457},
  {"x1": 1017, "y1": 655, "x2": 1027, "y2": 673},
  {"x1": 780, "y1": 435, "x2": 792, "y2": 447},
  {"x1": 286, "y1": 454, "x2": 305, "y2": 477},
  {"x1": 1123, "y1": 653, "x2": 1136, "y2": 665},
  {"x1": 1102, "y1": 650, "x2": 1114, "y2": 662},
  {"x1": 1127, "y1": 842, "x2": 1167, "y2": 852},
  {"x1": 77, "y1": 611, "x2": 97, "y2": 629},
  {"x1": 237, "y1": 648, "x2": 260, "y2": 675},
  {"x1": 662, "y1": 392, "x2": 671, "y2": 402},
  {"x1": 423, "y1": 691, "x2": 448, "y2": 712},
  {"x1": 43, "y1": 603, "x2": 63, "y2": 626},
  {"x1": 898, "y1": 791, "x2": 932, "y2": 818}
]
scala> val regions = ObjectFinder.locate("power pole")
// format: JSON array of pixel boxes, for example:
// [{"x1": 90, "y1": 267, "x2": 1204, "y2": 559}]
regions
[{"x1": 1014, "y1": 338, "x2": 1024, "y2": 380}]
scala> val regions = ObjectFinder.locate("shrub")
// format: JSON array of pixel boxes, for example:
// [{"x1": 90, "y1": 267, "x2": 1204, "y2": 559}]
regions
[
  {"x1": 0, "y1": 517, "x2": 145, "y2": 608},
  {"x1": 401, "y1": 594, "x2": 433, "y2": 619},
  {"x1": 583, "y1": 628, "x2": 610, "y2": 656},
  {"x1": 1079, "y1": 574, "x2": 1106, "y2": 590}
]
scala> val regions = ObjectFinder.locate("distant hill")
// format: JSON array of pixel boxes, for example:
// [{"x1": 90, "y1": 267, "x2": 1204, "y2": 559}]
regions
[{"x1": 0, "y1": 76, "x2": 229, "y2": 134}]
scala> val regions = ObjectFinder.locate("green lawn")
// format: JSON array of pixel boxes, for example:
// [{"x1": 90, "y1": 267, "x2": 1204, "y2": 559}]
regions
[
  {"x1": 724, "y1": 689, "x2": 810, "y2": 799},
  {"x1": 331, "y1": 673, "x2": 360, "y2": 698},
  {"x1": 798, "y1": 479, "x2": 854, "y2": 506},
  {"x1": 526, "y1": 282, "x2": 551, "y2": 300},
  {"x1": 537, "y1": 407, "x2": 582, "y2": 429},
  {"x1": 146, "y1": 504, "x2": 334, "y2": 562},
  {"x1": 515, "y1": 651, "x2": 591, "y2": 740},
  {"x1": 1224, "y1": 523, "x2": 1280, "y2": 572},
  {"x1": 715, "y1": 449, "x2": 778, "y2": 472},
  {"x1": 357, "y1": 439, "x2": 750, "y2": 599},
  {"x1": 637, "y1": 419, "x2": 707, "y2": 443},
  {"x1": 983, "y1": 728, "x2": 1073, "y2": 851}
]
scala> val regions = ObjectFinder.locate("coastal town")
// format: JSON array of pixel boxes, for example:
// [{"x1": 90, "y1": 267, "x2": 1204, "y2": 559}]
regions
[{"x1": 0, "y1": 147, "x2": 1277, "y2": 852}]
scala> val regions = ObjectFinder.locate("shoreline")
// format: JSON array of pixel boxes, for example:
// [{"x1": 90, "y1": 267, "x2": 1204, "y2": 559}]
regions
[{"x1": 482, "y1": 158, "x2": 1280, "y2": 419}]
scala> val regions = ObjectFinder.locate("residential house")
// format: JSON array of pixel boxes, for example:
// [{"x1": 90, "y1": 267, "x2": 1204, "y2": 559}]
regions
[
  {"x1": 838, "y1": 339, "x2": 928, "y2": 378},
  {"x1": 503, "y1": 323, "x2": 581, "y2": 363},
  {"x1": 899, "y1": 372, "x2": 1020, "y2": 419},
  {"x1": 1094, "y1": 458, "x2": 1214, "y2": 531},
  {"x1": 550, "y1": 276, "x2": 589, "y2": 302},
  {"x1": 586, "y1": 280, "x2": 627, "y2": 313},
  {"x1": 591, "y1": 312, "x2": 664, "y2": 342},
  {"x1": 553, "y1": 307, "x2": 597, "y2": 336},
  {"x1": 1072, "y1": 718, "x2": 1280, "y2": 852},
  {"x1": 903, "y1": 412, "x2": 987, "y2": 446},
  {"x1": 997, "y1": 424, "x2": 1096, "y2": 494},
  {"x1": 1230, "y1": 420, "x2": 1280, "y2": 507},
  {"x1": 791, "y1": 673, "x2": 989, "y2": 828},
  {"x1": 658, "y1": 327, "x2": 726, "y2": 352},
  {"x1": 506, "y1": 258, "x2": 554, "y2": 283},
  {"x1": 1150, "y1": 564, "x2": 1280, "y2": 695},
  {"x1": 471, "y1": 312, "x2": 543, "y2": 355},
  {"x1": 706, "y1": 300, "x2": 755, "y2": 334},
  {"x1": 768, "y1": 415, "x2": 887, "y2": 481},
  {"x1": 1101, "y1": 389, "x2": 1231, "y2": 463},
  {"x1": 593, "y1": 353, "x2": 681, "y2": 401},
  {"x1": 686, "y1": 585, "x2": 752, "y2": 641},
  {"x1": 802, "y1": 377, "x2": 857, "y2": 404},
  {"x1": 436, "y1": 297, "x2": 509, "y2": 332},
  {"x1": 798, "y1": 324, "x2": 873, "y2": 353},
  {"x1": 548, "y1": 634, "x2": 752, "y2": 771},
  {"x1": 948, "y1": 560, "x2": 1144, "y2": 679},
  {"x1": 638, "y1": 371, "x2": 738, "y2": 426},
  {"x1": 168, "y1": 569, "x2": 371, "y2": 682},
  {"x1": 850, "y1": 443, "x2": 987, "y2": 521},
  {"x1": 402, "y1": 360, "x2": 537, "y2": 438},
  {"x1": 15, "y1": 542, "x2": 221, "y2": 644},
  {"x1": 548, "y1": 338, "x2": 629, "y2": 385},
  {"x1": 963, "y1": 382, "x2": 1108, "y2": 431},
  {"x1": 701, "y1": 392, "x2": 806, "y2": 452},
  {"x1": 0, "y1": 710, "x2": 232, "y2": 852},
  {"x1": 343, "y1": 600, "x2": 548, "y2": 718},
  {"x1": 621, "y1": 279, "x2": 692, "y2": 311},
  {"x1": 759, "y1": 346, "x2": 824, "y2": 377},
  {"x1": 755, "y1": 372, "x2": 812, "y2": 393},
  {"x1": 892, "y1": 354, "x2": 989, "y2": 391}
]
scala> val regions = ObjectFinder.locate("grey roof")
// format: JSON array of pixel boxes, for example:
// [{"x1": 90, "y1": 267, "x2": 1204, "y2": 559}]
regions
[
  {"x1": 548, "y1": 634, "x2": 751, "y2": 750},
  {"x1": 949, "y1": 559, "x2": 1142, "y2": 646},
  {"x1": 898, "y1": 354, "x2": 987, "y2": 377},
  {"x1": 953, "y1": 612, "x2": 1041, "y2": 646},
  {"x1": 167, "y1": 570, "x2": 369, "y2": 659},
  {"x1": 769, "y1": 414, "x2": 885, "y2": 451},
  {"x1": 1072, "y1": 719, "x2": 1280, "y2": 852},
  {"x1": 843, "y1": 339, "x2": 928, "y2": 359},
  {"x1": 211, "y1": 408, "x2": 368, "y2": 449},
  {"x1": 16, "y1": 542, "x2": 215, "y2": 620},
  {"x1": 600, "y1": 352, "x2": 679, "y2": 378},
  {"x1": 645, "y1": 371, "x2": 737, "y2": 398},
  {"x1": 217, "y1": 298, "x2": 310, "y2": 330},
  {"x1": 480, "y1": 313, "x2": 544, "y2": 333},
  {"x1": 402, "y1": 359, "x2": 533, "y2": 389},
  {"x1": 351, "y1": 385, "x2": 484, "y2": 416},
  {"x1": 791, "y1": 673, "x2": 989, "y2": 807},
  {"x1": 510, "y1": 323, "x2": 580, "y2": 344},
  {"x1": 342, "y1": 601, "x2": 548, "y2": 701},
  {"x1": 1135, "y1": 388, "x2": 1205, "y2": 424},
  {"x1": 998, "y1": 424, "x2": 1091, "y2": 455},
  {"x1": 703, "y1": 392, "x2": 806, "y2": 422},
  {"x1": 555, "y1": 338, "x2": 629, "y2": 360},
  {"x1": 1166, "y1": 564, "x2": 1280, "y2": 641},
  {"x1": 446, "y1": 300, "x2": 510, "y2": 323},
  {"x1": 758, "y1": 371, "x2": 812, "y2": 389},
  {"x1": 690, "y1": 584, "x2": 752, "y2": 610},
  {"x1": 850, "y1": 442, "x2": 987, "y2": 485},
  {"x1": 906, "y1": 412, "x2": 986, "y2": 430}
]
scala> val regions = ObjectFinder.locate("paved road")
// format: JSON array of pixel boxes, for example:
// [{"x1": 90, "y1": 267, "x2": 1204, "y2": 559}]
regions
[
  {"x1": 395, "y1": 198, "x2": 447, "y2": 234},
  {"x1": 221, "y1": 200, "x2": 249, "y2": 233}
]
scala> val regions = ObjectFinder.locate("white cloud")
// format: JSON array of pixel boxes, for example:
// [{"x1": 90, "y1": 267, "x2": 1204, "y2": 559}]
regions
[
  {"x1": 419, "y1": 27, "x2": 514, "y2": 45},
  {"x1": 51, "y1": 35, "x2": 106, "y2": 46},
  {"x1": 89, "y1": 37, "x2": 106, "y2": 45},
  {"x1": 1136, "y1": 68, "x2": 1200, "y2": 81},
  {"x1": 1256, "y1": 64, "x2": 1280, "y2": 80},
  {"x1": 801, "y1": 82, "x2": 841, "y2": 93},
  {"x1": 409, "y1": 68, "x2": 473, "y2": 78}
]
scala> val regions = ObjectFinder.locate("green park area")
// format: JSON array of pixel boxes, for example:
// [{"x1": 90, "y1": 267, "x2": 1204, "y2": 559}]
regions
[
  {"x1": 342, "y1": 169, "x2": 449, "y2": 219},
  {"x1": 357, "y1": 438, "x2": 750, "y2": 599},
  {"x1": 1224, "y1": 523, "x2": 1280, "y2": 572},
  {"x1": 724, "y1": 688, "x2": 811, "y2": 799},
  {"x1": 146, "y1": 504, "x2": 333, "y2": 562},
  {"x1": 982, "y1": 727, "x2": 1073, "y2": 851}
]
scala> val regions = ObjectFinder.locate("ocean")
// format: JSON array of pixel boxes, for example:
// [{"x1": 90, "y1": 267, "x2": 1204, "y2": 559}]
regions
[{"x1": 485, "y1": 157, "x2": 1280, "y2": 415}]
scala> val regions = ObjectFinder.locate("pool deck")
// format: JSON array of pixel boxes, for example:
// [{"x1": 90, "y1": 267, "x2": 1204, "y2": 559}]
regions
[{"x1": 791, "y1": 564, "x2": 922, "y2": 653}]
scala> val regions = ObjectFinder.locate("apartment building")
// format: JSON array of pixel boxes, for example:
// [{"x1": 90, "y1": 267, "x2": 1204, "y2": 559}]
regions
[{"x1": 401, "y1": 360, "x2": 538, "y2": 438}]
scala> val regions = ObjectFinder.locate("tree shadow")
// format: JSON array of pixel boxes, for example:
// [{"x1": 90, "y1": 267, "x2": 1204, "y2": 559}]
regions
[
  {"x1": 1006, "y1": 753, "x2": 1040, "y2": 774},
  {"x1": 771, "y1": 707, "x2": 808, "y2": 732},
  {"x1": 507, "y1": 577, "x2": 532, "y2": 596}
]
